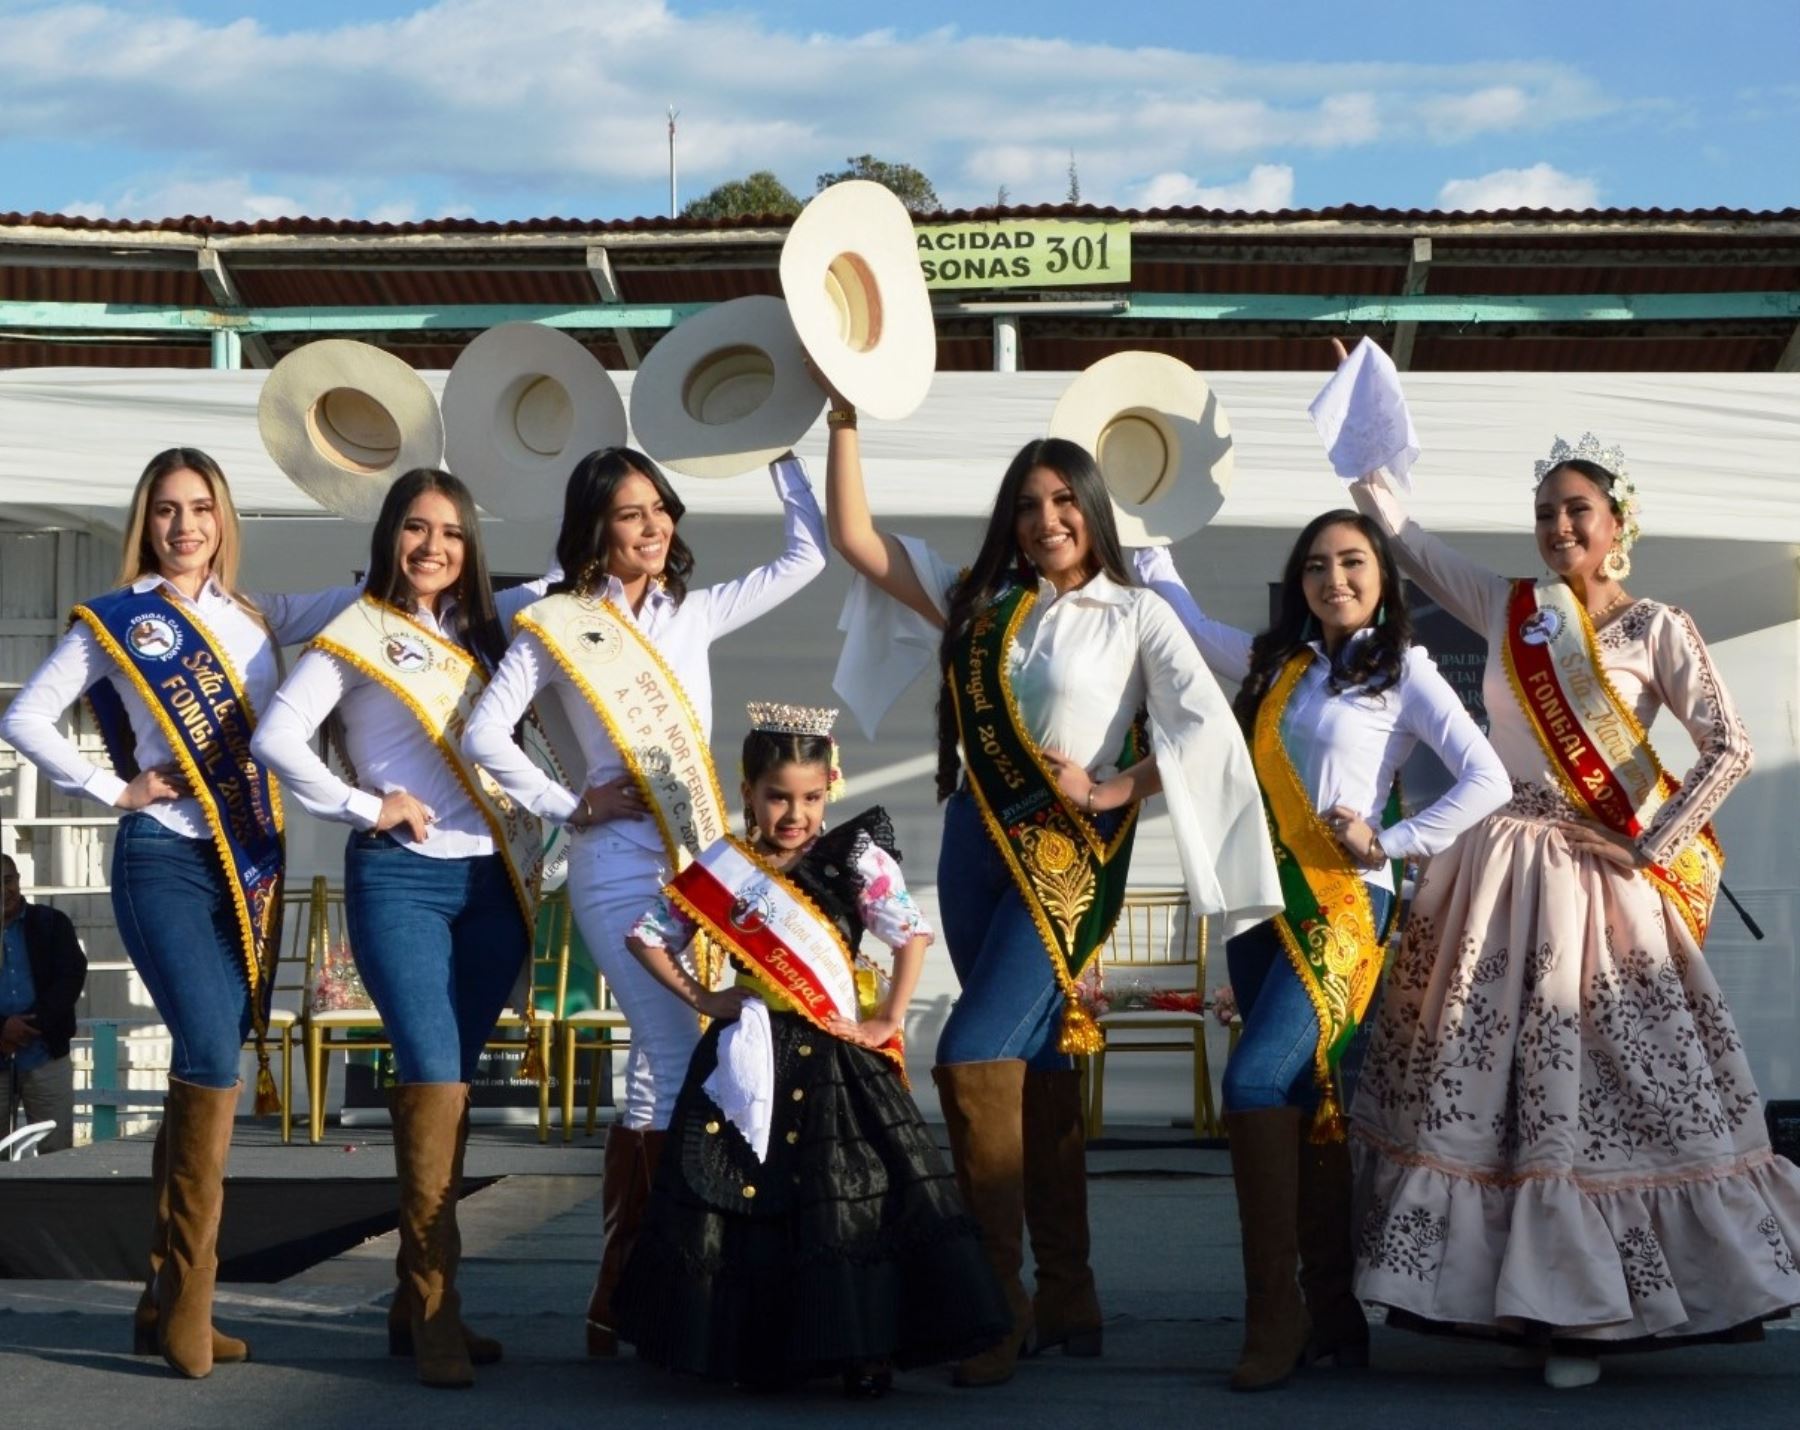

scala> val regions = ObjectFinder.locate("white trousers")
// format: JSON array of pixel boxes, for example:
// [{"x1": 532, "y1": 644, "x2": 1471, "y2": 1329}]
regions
[{"x1": 567, "y1": 830, "x2": 701, "y2": 1131}]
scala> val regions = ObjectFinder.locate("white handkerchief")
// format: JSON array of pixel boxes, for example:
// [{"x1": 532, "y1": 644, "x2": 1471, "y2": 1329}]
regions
[
  {"x1": 1308, "y1": 337, "x2": 1419, "y2": 491},
  {"x1": 702, "y1": 996, "x2": 776, "y2": 1163}
]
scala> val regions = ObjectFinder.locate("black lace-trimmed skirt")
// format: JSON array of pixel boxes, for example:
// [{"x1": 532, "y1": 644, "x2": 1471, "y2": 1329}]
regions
[{"x1": 612, "y1": 1011, "x2": 1010, "y2": 1384}]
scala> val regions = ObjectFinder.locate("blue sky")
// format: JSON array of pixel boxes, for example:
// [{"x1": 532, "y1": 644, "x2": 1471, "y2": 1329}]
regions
[{"x1": 1, "y1": 0, "x2": 1794, "y2": 222}]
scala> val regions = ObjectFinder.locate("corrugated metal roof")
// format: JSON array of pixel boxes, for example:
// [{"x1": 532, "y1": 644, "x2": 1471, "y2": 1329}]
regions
[{"x1": 4, "y1": 204, "x2": 1799, "y2": 234}]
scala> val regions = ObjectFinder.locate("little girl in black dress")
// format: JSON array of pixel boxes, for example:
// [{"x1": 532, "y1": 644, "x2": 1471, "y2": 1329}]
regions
[{"x1": 611, "y1": 704, "x2": 1009, "y2": 1395}]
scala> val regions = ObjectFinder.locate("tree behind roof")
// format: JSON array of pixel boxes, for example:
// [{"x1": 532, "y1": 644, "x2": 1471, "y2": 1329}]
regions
[
  {"x1": 682, "y1": 171, "x2": 803, "y2": 219},
  {"x1": 814, "y1": 155, "x2": 941, "y2": 214}
]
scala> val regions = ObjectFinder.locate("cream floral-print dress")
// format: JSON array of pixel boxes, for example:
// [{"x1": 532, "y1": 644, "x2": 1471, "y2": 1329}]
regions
[{"x1": 1346, "y1": 476, "x2": 1800, "y2": 1343}]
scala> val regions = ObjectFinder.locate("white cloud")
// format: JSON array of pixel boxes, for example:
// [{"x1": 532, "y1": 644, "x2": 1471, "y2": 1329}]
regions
[
  {"x1": 1, "y1": 0, "x2": 1628, "y2": 214},
  {"x1": 1138, "y1": 165, "x2": 1296, "y2": 212},
  {"x1": 1437, "y1": 163, "x2": 1599, "y2": 212}
]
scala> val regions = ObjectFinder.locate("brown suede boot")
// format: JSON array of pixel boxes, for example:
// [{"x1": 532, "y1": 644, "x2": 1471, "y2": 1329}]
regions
[
  {"x1": 1022, "y1": 1068, "x2": 1102, "y2": 1357},
  {"x1": 391, "y1": 1082, "x2": 475, "y2": 1388},
  {"x1": 584, "y1": 1125, "x2": 665, "y2": 1357},
  {"x1": 133, "y1": 1113, "x2": 252, "y2": 1363},
  {"x1": 935, "y1": 1059, "x2": 1032, "y2": 1388},
  {"x1": 153, "y1": 1077, "x2": 239, "y2": 1378},
  {"x1": 1224, "y1": 1107, "x2": 1310, "y2": 1391},
  {"x1": 1296, "y1": 1129, "x2": 1369, "y2": 1368},
  {"x1": 388, "y1": 1098, "x2": 502, "y2": 1365}
]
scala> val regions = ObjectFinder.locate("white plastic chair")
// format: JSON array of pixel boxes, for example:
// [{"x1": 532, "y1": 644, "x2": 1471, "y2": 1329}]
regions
[{"x1": 0, "y1": 1119, "x2": 58, "y2": 1160}]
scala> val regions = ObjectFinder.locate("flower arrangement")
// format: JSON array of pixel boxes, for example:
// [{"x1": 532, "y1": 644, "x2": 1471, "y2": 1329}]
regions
[{"x1": 310, "y1": 939, "x2": 372, "y2": 1012}]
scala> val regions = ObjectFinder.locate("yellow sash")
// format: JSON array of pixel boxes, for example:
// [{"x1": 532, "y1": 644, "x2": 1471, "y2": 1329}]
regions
[{"x1": 311, "y1": 596, "x2": 546, "y2": 933}]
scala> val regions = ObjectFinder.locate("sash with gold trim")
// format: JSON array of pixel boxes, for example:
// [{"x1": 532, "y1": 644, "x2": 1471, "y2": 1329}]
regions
[
  {"x1": 945, "y1": 584, "x2": 1142, "y2": 1054},
  {"x1": 310, "y1": 596, "x2": 548, "y2": 935},
  {"x1": 1251, "y1": 650, "x2": 1394, "y2": 1142},
  {"x1": 1501, "y1": 578, "x2": 1724, "y2": 942},
  {"x1": 664, "y1": 837, "x2": 908, "y2": 1083},
  {"x1": 75, "y1": 587, "x2": 286, "y2": 1113}
]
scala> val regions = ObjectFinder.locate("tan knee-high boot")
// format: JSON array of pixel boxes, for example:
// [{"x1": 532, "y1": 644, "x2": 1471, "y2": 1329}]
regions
[
  {"x1": 388, "y1": 1097, "x2": 502, "y2": 1365},
  {"x1": 934, "y1": 1059, "x2": 1032, "y2": 1388},
  {"x1": 1223, "y1": 1107, "x2": 1310, "y2": 1391},
  {"x1": 584, "y1": 1125, "x2": 665, "y2": 1357},
  {"x1": 133, "y1": 1112, "x2": 252, "y2": 1362},
  {"x1": 391, "y1": 1082, "x2": 475, "y2": 1389},
  {"x1": 1022, "y1": 1068, "x2": 1102, "y2": 1357},
  {"x1": 1295, "y1": 1129, "x2": 1368, "y2": 1367},
  {"x1": 154, "y1": 1077, "x2": 239, "y2": 1378}
]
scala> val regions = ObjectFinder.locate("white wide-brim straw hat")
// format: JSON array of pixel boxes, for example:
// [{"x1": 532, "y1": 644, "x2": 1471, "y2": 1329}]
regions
[
  {"x1": 1047, "y1": 351, "x2": 1236, "y2": 546},
  {"x1": 779, "y1": 179, "x2": 935, "y2": 422},
  {"x1": 257, "y1": 339, "x2": 444, "y2": 521},
  {"x1": 629, "y1": 295, "x2": 825, "y2": 478},
  {"x1": 443, "y1": 322, "x2": 627, "y2": 521}
]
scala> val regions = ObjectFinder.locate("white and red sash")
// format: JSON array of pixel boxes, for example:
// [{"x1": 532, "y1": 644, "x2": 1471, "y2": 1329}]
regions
[
  {"x1": 665, "y1": 837, "x2": 907, "y2": 1081},
  {"x1": 1501, "y1": 578, "x2": 1724, "y2": 942}
]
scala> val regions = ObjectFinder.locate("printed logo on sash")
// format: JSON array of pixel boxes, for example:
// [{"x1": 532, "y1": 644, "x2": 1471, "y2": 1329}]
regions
[
  {"x1": 127, "y1": 614, "x2": 181, "y2": 660},
  {"x1": 569, "y1": 616, "x2": 624, "y2": 664},
  {"x1": 380, "y1": 631, "x2": 433, "y2": 672},
  {"x1": 729, "y1": 878, "x2": 777, "y2": 933},
  {"x1": 1518, "y1": 606, "x2": 1562, "y2": 646}
]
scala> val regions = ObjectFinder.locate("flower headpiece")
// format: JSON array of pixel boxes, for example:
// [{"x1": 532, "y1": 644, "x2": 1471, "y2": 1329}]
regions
[
  {"x1": 1534, "y1": 432, "x2": 1641, "y2": 552},
  {"x1": 746, "y1": 701, "x2": 845, "y2": 799}
]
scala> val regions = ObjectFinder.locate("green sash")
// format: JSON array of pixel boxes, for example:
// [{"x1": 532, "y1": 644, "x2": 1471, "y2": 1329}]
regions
[
  {"x1": 1251, "y1": 650, "x2": 1401, "y2": 1142},
  {"x1": 946, "y1": 584, "x2": 1141, "y2": 1053}
]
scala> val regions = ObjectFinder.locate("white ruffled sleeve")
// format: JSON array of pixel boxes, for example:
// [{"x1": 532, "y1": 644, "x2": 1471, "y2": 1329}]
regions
[
  {"x1": 852, "y1": 839, "x2": 935, "y2": 950},
  {"x1": 832, "y1": 534, "x2": 961, "y2": 739},
  {"x1": 1135, "y1": 591, "x2": 1284, "y2": 932}
]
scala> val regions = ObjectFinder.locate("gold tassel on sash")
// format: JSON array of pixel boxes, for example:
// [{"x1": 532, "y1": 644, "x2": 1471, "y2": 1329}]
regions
[{"x1": 253, "y1": 1043, "x2": 282, "y2": 1116}]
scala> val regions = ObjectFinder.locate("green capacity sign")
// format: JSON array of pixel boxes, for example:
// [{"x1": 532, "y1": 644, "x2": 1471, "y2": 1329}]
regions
[{"x1": 915, "y1": 219, "x2": 1131, "y2": 289}]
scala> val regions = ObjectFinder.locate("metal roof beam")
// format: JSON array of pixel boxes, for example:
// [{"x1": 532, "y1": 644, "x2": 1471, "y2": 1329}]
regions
[
  {"x1": 3, "y1": 291, "x2": 1796, "y2": 337},
  {"x1": 195, "y1": 248, "x2": 276, "y2": 368},
  {"x1": 1392, "y1": 237, "x2": 1433, "y2": 372},
  {"x1": 585, "y1": 247, "x2": 641, "y2": 368}
]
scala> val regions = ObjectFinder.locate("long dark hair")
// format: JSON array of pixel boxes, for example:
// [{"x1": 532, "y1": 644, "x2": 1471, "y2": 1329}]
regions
[
  {"x1": 366, "y1": 469, "x2": 507, "y2": 670},
  {"x1": 1233, "y1": 510, "x2": 1412, "y2": 734},
  {"x1": 932, "y1": 437, "x2": 1132, "y2": 801},
  {"x1": 548, "y1": 446, "x2": 695, "y2": 605}
]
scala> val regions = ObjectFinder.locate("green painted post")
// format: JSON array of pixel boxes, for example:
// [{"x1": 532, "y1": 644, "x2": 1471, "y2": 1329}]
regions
[{"x1": 90, "y1": 1020, "x2": 118, "y2": 1142}]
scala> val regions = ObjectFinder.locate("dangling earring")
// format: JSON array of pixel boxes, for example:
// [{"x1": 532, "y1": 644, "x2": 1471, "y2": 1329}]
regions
[
  {"x1": 1602, "y1": 543, "x2": 1631, "y2": 581},
  {"x1": 578, "y1": 557, "x2": 604, "y2": 592},
  {"x1": 1375, "y1": 602, "x2": 1388, "y2": 627}
]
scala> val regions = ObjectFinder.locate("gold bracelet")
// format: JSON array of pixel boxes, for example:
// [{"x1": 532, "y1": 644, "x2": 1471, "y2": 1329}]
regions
[
  {"x1": 1086, "y1": 785, "x2": 1098, "y2": 814},
  {"x1": 826, "y1": 407, "x2": 857, "y2": 430}
]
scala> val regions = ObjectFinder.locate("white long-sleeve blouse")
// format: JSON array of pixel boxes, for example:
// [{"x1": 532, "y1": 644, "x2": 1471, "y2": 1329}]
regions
[
  {"x1": 0, "y1": 574, "x2": 360, "y2": 840},
  {"x1": 462, "y1": 458, "x2": 827, "y2": 856},
  {"x1": 248, "y1": 584, "x2": 545, "y2": 860},
  {"x1": 1134, "y1": 545, "x2": 1511, "y2": 893},
  {"x1": 832, "y1": 536, "x2": 1283, "y2": 926}
]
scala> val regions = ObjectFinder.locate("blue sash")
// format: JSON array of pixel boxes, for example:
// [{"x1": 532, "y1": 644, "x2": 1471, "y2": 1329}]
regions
[{"x1": 74, "y1": 586, "x2": 286, "y2": 1112}]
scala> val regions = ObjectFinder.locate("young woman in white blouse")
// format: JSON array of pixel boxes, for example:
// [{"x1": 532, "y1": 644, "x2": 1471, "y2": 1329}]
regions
[
  {"x1": 826, "y1": 397, "x2": 1282, "y2": 1387},
  {"x1": 460, "y1": 444, "x2": 826, "y2": 1358},
  {"x1": 1136, "y1": 512, "x2": 1508, "y2": 1389},
  {"x1": 0, "y1": 447, "x2": 359, "y2": 1379},
  {"x1": 250, "y1": 467, "x2": 546, "y2": 1388}
]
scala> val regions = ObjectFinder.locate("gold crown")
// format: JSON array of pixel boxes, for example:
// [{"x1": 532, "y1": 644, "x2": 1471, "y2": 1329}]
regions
[{"x1": 745, "y1": 701, "x2": 840, "y2": 738}]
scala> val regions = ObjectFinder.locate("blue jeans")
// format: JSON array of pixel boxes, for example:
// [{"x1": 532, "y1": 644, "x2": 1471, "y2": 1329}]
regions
[
  {"x1": 344, "y1": 832, "x2": 529, "y2": 1084},
  {"x1": 111, "y1": 813, "x2": 252, "y2": 1089},
  {"x1": 936, "y1": 788, "x2": 1125, "y2": 1070},
  {"x1": 1221, "y1": 884, "x2": 1394, "y2": 1114}
]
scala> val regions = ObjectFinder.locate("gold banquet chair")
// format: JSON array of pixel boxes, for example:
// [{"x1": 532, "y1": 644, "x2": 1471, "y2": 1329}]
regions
[
  {"x1": 482, "y1": 889, "x2": 575, "y2": 1144},
  {"x1": 552, "y1": 913, "x2": 634, "y2": 1143},
  {"x1": 299, "y1": 880, "x2": 384, "y2": 1144},
  {"x1": 249, "y1": 874, "x2": 335, "y2": 1143},
  {"x1": 1084, "y1": 889, "x2": 1220, "y2": 1139}
]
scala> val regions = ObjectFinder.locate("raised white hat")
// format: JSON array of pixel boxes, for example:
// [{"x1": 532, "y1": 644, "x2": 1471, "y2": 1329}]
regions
[
  {"x1": 442, "y1": 322, "x2": 626, "y2": 521},
  {"x1": 257, "y1": 339, "x2": 444, "y2": 521},
  {"x1": 1048, "y1": 351, "x2": 1235, "y2": 546},
  {"x1": 779, "y1": 180, "x2": 935, "y2": 422},
  {"x1": 629, "y1": 295, "x2": 824, "y2": 478}
]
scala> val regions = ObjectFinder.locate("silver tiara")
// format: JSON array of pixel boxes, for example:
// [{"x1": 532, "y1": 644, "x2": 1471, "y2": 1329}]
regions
[
  {"x1": 1533, "y1": 432, "x2": 1641, "y2": 550},
  {"x1": 746, "y1": 702, "x2": 840, "y2": 738},
  {"x1": 1534, "y1": 432, "x2": 1628, "y2": 484}
]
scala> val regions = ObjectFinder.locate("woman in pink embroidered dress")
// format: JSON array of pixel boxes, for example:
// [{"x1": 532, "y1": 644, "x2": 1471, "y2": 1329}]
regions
[{"x1": 1346, "y1": 437, "x2": 1800, "y2": 1389}]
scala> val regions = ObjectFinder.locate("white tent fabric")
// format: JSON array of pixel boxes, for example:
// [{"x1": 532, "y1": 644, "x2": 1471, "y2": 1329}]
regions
[{"x1": 1, "y1": 368, "x2": 1797, "y2": 540}]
